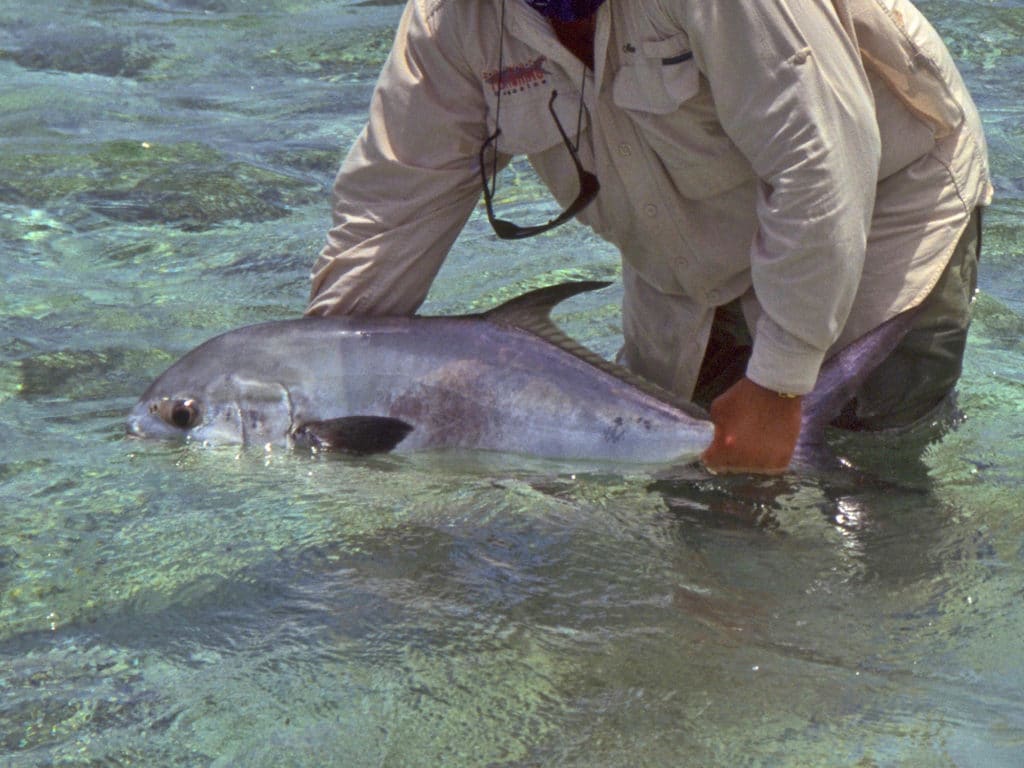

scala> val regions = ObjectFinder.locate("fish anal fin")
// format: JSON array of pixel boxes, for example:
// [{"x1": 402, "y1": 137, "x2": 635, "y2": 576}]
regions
[{"x1": 291, "y1": 416, "x2": 413, "y2": 454}]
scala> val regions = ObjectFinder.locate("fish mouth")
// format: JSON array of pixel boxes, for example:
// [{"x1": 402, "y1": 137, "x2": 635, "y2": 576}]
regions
[{"x1": 125, "y1": 404, "x2": 147, "y2": 438}]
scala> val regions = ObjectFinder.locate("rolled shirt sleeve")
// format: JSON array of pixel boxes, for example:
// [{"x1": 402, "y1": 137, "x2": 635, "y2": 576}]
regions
[
  {"x1": 679, "y1": 0, "x2": 882, "y2": 394},
  {"x1": 307, "y1": 0, "x2": 489, "y2": 317}
]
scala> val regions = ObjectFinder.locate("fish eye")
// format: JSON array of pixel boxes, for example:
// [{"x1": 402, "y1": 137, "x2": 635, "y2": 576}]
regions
[{"x1": 155, "y1": 398, "x2": 201, "y2": 430}]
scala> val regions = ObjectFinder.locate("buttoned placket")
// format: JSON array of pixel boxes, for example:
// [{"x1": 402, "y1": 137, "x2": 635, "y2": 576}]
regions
[
  {"x1": 504, "y1": 2, "x2": 597, "y2": 103},
  {"x1": 600, "y1": 16, "x2": 666, "y2": 239},
  {"x1": 505, "y1": 1, "x2": 716, "y2": 300},
  {"x1": 599, "y1": 5, "x2": 729, "y2": 300},
  {"x1": 604, "y1": 2, "x2": 749, "y2": 305}
]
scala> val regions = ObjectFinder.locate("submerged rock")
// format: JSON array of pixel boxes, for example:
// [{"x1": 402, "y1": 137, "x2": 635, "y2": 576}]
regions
[
  {"x1": 0, "y1": 140, "x2": 323, "y2": 231},
  {"x1": 0, "y1": 23, "x2": 172, "y2": 78},
  {"x1": 11, "y1": 347, "x2": 166, "y2": 401}
]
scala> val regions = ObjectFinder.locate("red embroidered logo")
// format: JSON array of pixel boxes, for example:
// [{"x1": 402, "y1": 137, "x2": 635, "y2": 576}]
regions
[{"x1": 483, "y1": 56, "x2": 549, "y2": 95}]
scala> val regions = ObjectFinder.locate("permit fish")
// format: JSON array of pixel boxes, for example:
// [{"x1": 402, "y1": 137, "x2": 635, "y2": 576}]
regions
[
  {"x1": 127, "y1": 281, "x2": 920, "y2": 466},
  {"x1": 127, "y1": 282, "x2": 714, "y2": 462}
]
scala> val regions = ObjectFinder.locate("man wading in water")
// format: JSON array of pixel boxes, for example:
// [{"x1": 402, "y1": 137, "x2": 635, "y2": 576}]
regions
[{"x1": 307, "y1": 0, "x2": 991, "y2": 473}]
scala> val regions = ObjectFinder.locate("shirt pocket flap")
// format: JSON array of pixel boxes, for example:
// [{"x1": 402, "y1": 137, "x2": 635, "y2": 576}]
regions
[{"x1": 613, "y1": 34, "x2": 699, "y2": 114}]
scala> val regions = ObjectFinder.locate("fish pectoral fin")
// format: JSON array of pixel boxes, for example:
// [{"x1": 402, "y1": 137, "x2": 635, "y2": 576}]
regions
[{"x1": 291, "y1": 416, "x2": 413, "y2": 454}]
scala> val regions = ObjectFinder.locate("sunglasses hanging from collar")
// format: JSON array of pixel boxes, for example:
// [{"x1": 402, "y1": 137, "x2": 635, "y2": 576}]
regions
[{"x1": 478, "y1": 0, "x2": 600, "y2": 239}]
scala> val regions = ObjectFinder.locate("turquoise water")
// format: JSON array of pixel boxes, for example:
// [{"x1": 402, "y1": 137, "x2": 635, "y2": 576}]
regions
[{"x1": 2, "y1": 0, "x2": 1023, "y2": 764}]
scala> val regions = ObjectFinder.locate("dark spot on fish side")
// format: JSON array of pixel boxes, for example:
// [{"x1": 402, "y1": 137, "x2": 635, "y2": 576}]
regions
[{"x1": 603, "y1": 416, "x2": 626, "y2": 444}]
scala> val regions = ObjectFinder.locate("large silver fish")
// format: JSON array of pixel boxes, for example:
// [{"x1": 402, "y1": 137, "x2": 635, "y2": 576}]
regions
[
  {"x1": 127, "y1": 282, "x2": 715, "y2": 462},
  {"x1": 127, "y1": 281, "x2": 919, "y2": 465}
]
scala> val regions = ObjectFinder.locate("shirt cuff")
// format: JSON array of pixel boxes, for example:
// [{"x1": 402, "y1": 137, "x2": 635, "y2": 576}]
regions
[{"x1": 745, "y1": 316, "x2": 827, "y2": 396}]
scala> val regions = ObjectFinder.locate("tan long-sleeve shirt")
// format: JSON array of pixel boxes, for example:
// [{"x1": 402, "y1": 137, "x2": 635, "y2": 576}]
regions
[{"x1": 308, "y1": 0, "x2": 991, "y2": 398}]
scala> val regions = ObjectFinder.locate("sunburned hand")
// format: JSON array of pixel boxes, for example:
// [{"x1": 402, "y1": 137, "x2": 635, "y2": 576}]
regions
[{"x1": 701, "y1": 377, "x2": 803, "y2": 474}]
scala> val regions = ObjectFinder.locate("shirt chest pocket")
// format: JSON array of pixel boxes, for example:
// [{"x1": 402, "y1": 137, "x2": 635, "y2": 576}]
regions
[
  {"x1": 612, "y1": 35, "x2": 700, "y2": 113},
  {"x1": 483, "y1": 70, "x2": 589, "y2": 157},
  {"x1": 611, "y1": 35, "x2": 754, "y2": 199}
]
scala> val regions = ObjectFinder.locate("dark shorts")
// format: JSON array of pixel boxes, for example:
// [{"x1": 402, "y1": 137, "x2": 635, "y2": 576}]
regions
[{"x1": 692, "y1": 208, "x2": 983, "y2": 431}]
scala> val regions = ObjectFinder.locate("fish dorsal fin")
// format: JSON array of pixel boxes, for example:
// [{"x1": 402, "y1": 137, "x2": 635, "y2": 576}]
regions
[
  {"x1": 482, "y1": 281, "x2": 709, "y2": 421},
  {"x1": 482, "y1": 280, "x2": 613, "y2": 326}
]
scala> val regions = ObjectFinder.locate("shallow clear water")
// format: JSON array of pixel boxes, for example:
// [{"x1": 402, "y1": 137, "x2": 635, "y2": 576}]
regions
[{"x1": 1, "y1": 0, "x2": 1022, "y2": 765}]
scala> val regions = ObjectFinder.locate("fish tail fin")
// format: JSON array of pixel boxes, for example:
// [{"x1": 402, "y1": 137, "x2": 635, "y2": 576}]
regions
[{"x1": 798, "y1": 304, "x2": 924, "y2": 451}]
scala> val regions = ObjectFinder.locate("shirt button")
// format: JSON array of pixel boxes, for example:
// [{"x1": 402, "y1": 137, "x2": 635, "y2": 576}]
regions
[
  {"x1": 617, "y1": 142, "x2": 632, "y2": 157},
  {"x1": 643, "y1": 203, "x2": 658, "y2": 217},
  {"x1": 706, "y1": 289, "x2": 721, "y2": 303}
]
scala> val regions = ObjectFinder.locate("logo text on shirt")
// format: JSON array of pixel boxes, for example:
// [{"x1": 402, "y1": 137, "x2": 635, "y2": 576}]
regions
[{"x1": 483, "y1": 56, "x2": 550, "y2": 96}]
